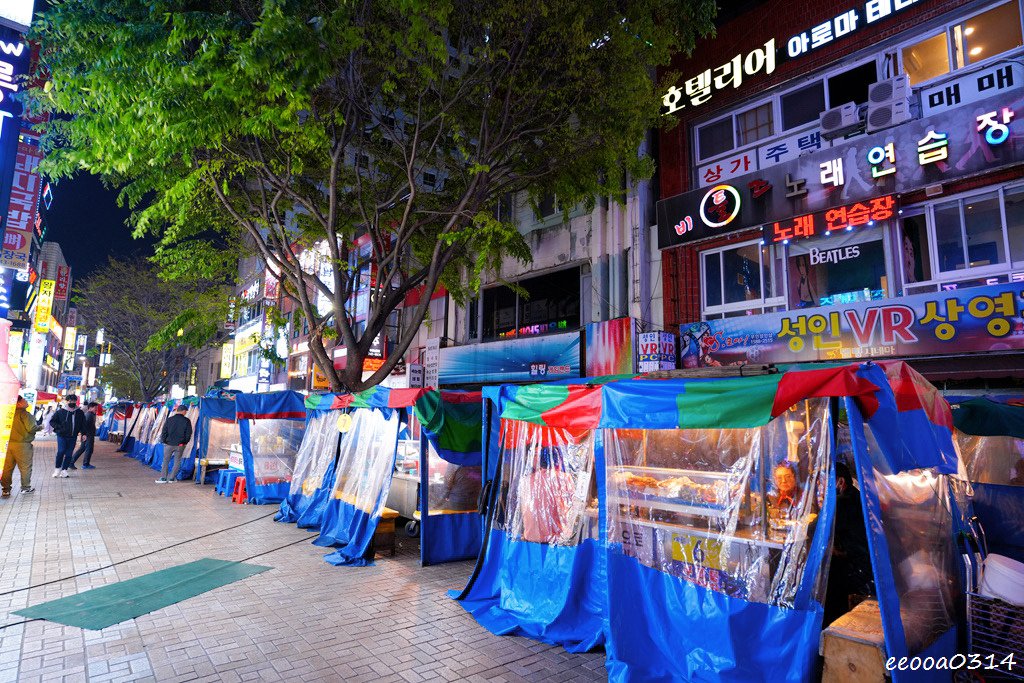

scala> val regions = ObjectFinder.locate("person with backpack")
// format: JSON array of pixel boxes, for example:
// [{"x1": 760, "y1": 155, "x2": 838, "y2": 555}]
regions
[
  {"x1": 156, "y1": 404, "x2": 193, "y2": 483},
  {"x1": 50, "y1": 395, "x2": 85, "y2": 478}
]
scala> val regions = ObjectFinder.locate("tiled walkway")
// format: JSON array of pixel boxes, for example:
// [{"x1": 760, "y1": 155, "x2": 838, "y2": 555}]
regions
[{"x1": 0, "y1": 439, "x2": 606, "y2": 683}]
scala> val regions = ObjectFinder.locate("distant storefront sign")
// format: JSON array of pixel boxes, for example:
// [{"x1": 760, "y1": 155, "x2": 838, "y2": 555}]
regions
[
  {"x1": 33, "y1": 279, "x2": 54, "y2": 333},
  {"x1": 438, "y1": 332, "x2": 580, "y2": 385},
  {"x1": 637, "y1": 331, "x2": 677, "y2": 373},
  {"x1": 681, "y1": 282, "x2": 1024, "y2": 366},
  {"x1": 54, "y1": 265, "x2": 71, "y2": 300},
  {"x1": 658, "y1": 91, "x2": 1024, "y2": 249}
]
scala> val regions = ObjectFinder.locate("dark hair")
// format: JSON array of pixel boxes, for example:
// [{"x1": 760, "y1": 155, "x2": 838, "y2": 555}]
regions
[
  {"x1": 66, "y1": 394, "x2": 78, "y2": 402},
  {"x1": 836, "y1": 461, "x2": 854, "y2": 488},
  {"x1": 175, "y1": 404, "x2": 188, "y2": 412},
  {"x1": 87, "y1": 402, "x2": 99, "y2": 408}
]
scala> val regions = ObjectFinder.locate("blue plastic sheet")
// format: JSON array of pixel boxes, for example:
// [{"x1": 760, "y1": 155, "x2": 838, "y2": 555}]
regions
[{"x1": 276, "y1": 411, "x2": 342, "y2": 527}]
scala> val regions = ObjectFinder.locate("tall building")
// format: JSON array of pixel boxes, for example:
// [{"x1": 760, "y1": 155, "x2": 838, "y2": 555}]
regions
[{"x1": 656, "y1": 0, "x2": 1024, "y2": 384}]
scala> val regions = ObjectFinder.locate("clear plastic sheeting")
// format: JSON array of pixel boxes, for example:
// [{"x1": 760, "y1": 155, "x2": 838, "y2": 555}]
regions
[
  {"x1": 957, "y1": 432, "x2": 1024, "y2": 486},
  {"x1": 859, "y1": 419, "x2": 957, "y2": 657},
  {"x1": 150, "y1": 407, "x2": 168, "y2": 445},
  {"x1": 604, "y1": 398, "x2": 830, "y2": 608},
  {"x1": 248, "y1": 418, "x2": 304, "y2": 486},
  {"x1": 290, "y1": 411, "x2": 341, "y2": 497},
  {"x1": 494, "y1": 420, "x2": 597, "y2": 547},
  {"x1": 206, "y1": 418, "x2": 240, "y2": 463},
  {"x1": 427, "y1": 441, "x2": 481, "y2": 514},
  {"x1": 330, "y1": 409, "x2": 400, "y2": 515},
  {"x1": 136, "y1": 406, "x2": 157, "y2": 444}
]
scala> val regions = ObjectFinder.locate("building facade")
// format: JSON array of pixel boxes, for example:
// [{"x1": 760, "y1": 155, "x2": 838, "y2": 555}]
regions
[{"x1": 657, "y1": 0, "x2": 1024, "y2": 384}]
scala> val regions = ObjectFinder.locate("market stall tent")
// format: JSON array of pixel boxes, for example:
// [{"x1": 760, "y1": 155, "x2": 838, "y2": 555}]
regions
[
  {"x1": 275, "y1": 393, "x2": 343, "y2": 530},
  {"x1": 458, "y1": 362, "x2": 964, "y2": 683},
  {"x1": 951, "y1": 396, "x2": 1024, "y2": 562},
  {"x1": 187, "y1": 397, "x2": 240, "y2": 483},
  {"x1": 129, "y1": 403, "x2": 161, "y2": 463},
  {"x1": 232, "y1": 391, "x2": 306, "y2": 504},
  {"x1": 148, "y1": 400, "x2": 201, "y2": 473}
]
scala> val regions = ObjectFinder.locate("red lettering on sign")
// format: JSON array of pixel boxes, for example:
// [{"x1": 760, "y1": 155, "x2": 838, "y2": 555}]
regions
[
  {"x1": 880, "y1": 306, "x2": 918, "y2": 345},
  {"x1": 845, "y1": 308, "x2": 879, "y2": 346}
]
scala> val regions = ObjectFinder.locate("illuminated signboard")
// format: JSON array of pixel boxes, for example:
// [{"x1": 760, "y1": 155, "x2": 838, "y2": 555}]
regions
[
  {"x1": 661, "y1": 0, "x2": 924, "y2": 114},
  {"x1": 498, "y1": 319, "x2": 570, "y2": 340},
  {"x1": 658, "y1": 91, "x2": 1024, "y2": 249},
  {"x1": 220, "y1": 342, "x2": 234, "y2": 378},
  {"x1": 33, "y1": 279, "x2": 54, "y2": 332},
  {"x1": 0, "y1": 29, "x2": 30, "y2": 239},
  {"x1": 54, "y1": 265, "x2": 70, "y2": 300},
  {"x1": 763, "y1": 195, "x2": 896, "y2": 244},
  {"x1": 63, "y1": 325, "x2": 76, "y2": 350},
  {"x1": 0, "y1": 0, "x2": 34, "y2": 32}
]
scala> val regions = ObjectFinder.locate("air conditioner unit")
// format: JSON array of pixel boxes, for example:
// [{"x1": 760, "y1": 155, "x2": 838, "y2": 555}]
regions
[
  {"x1": 819, "y1": 102, "x2": 861, "y2": 139},
  {"x1": 868, "y1": 75, "x2": 911, "y2": 105},
  {"x1": 866, "y1": 99, "x2": 913, "y2": 133}
]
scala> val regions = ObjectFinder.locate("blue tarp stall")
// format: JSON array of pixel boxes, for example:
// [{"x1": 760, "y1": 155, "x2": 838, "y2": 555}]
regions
[
  {"x1": 275, "y1": 393, "x2": 344, "y2": 529},
  {"x1": 142, "y1": 403, "x2": 171, "y2": 468},
  {"x1": 129, "y1": 404, "x2": 161, "y2": 462},
  {"x1": 233, "y1": 391, "x2": 306, "y2": 505},
  {"x1": 149, "y1": 400, "x2": 201, "y2": 473},
  {"x1": 116, "y1": 403, "x2": 143, "y2": 453},
  {"x1": 188, "y1": 397, "x2": 240, "y2": 483},
  {"x1": 951, "y1": 396, "x2": 1024, "y2": 563},
  {"x1": 458, "y1": 361, "x2": 965, "y2": 682},
  {"x1": 412, "y1": 390, "x2": 485, "y2": 565}
]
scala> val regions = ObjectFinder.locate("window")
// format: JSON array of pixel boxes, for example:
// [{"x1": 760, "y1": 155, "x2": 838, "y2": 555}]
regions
[
  {"x1": 479, "y1": 268, "x2": 581, "y2": 340},
  {"x1": 422, "y1": 170, "x2": 437, "y2": 189},
  {"x1": 933, "y1": 192, "x2": 1005, "y2": 274},
  {"x1": 781, "y1": 82, "x2": 826, "y2": 131},
  {"x1": 826, "y1": 61, "x2": 877, "y2": 106},
  {"x1": 957, "y1": 1, "x2": 1023, "y2": 67},
  {"x1": 735, "y1": 103, "x2": 773, "y2": 146},
  {"x1": 536, "y1": 192, "x2": 557, "y2": 220},
  {"x1": 697, "y1": 117, "x2": 734, "y2": 160},
  {"x1": 1003, "y1": 188, "x2": 1024, "y2": 264},
  {"x1": 787, "y1": 229, "x2": 888, "y2": 308},
  {"x1": 701, "y1": 241, "x2": 784, "y2": 318},
  {"x1": 899, "y1": 213, "x2": 932, "y2": 287},
  {"x1": 902, "y1": 33, "x2": 949, "y2": 85}
]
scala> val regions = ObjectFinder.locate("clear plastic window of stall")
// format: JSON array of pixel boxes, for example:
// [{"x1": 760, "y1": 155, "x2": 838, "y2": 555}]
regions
[
  {"x1": 248, "y1": 418, "x2": 304, "y2": 486},
  {"x1": 604, "y1": 399, "x2": 829, "y2": 608}
]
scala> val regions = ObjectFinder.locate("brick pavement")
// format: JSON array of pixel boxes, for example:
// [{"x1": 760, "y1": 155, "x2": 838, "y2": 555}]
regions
[{"x1": 0, "y1": 439, "x2": 607, "y2": 683}]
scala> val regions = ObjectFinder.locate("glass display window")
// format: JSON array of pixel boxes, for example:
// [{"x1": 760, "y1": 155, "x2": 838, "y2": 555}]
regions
[
  {"x1": 786, "y1": 228, "x2": 889, "y2": 308},
  {"x1": 700, "y1": 240, "x2": 784, "y2": 319},
  {"x1": 479, "y1": 267, "x2": 581, "y2": 340}
]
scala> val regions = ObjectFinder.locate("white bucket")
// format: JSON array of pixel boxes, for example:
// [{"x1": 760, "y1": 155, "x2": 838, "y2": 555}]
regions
[{"x1": 980, "y1": 554, "x2": 1024, "y2": 606}]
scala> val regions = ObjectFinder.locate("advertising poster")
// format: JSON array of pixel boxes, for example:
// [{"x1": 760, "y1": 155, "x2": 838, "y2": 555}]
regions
[
  {"x1": 681, "y1": 283, "x2": 1024, "y2": 366},
  {"x1": 638, "y1": 331, "x2": 677, "y2": 373},
  {"x1": 33, "y1": 278, "x2": 54, "y2": 333},
  {"x1": 438, "y1": 332, "x2": 580, "y2": 385},
  {"x1": 585, "y1": 317, "x2": 637, "y2": 377},
  {"x1": 54, "y1": 265, "x2": 70, "y2": 300}
]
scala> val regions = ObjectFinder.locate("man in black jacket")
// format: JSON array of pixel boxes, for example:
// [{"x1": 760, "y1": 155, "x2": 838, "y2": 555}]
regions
[
  {"x1": 71, "y1": 402, "x2": 100, "y2": 469},
  {"x1": 157, "y1": 404, "x2": 193, "y2": 483},
  {"x1": 49, "y1": 395, "x2": 85, "y2": 478}
]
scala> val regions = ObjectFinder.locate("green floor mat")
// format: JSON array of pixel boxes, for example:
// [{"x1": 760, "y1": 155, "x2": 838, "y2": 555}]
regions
[{"x1": 14, "y1": 558, "x2": 271, "y2": 630}]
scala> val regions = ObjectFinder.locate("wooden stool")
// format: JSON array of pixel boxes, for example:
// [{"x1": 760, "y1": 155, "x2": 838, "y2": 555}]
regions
[
  {"x1": 369, "y1": 507, "x2": 400, "y2": 559},
  {"x1": 821, "y1": 599, "x2": 885, "y2": 683}
]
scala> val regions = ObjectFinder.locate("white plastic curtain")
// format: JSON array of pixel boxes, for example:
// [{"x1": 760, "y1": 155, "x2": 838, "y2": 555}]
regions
[
  {"x1": 289, "y1": 411, "x2": 342, "y2": 497},
  {"x1": 330, "y1": 409, "x2": 400, "y2": 515}
]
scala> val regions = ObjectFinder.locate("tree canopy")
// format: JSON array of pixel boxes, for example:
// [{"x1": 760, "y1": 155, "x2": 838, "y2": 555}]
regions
[
  {"x1": 31, "y1": 0, "x2": 715, "y2": 392},
  {"x1": 73, "y1": 257, "x2": 222, "y2": 401}
]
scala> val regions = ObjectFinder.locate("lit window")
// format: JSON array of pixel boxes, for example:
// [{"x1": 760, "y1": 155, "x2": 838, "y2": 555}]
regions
[
  {"x1": 902, "y1": 33, "x2": 949, "y2": 85},
  {"x1": 781, "y1": 82, "x2": 826, "y2": 130},
  {"x1": 786, "y1": 230, "x2": 887, "y2": 308},
  {"x1": 957, "y1": 1, "x2": 1023, "y2": 66},
  {"x1": 735, "y1": 102, "x2": 774, "y2": 146},
  {"x1": 701, "y1": 241, "x2": 783, "y2": 318},
  {"x1": 697, "y1": 117, "x2": 734, "y2": 160}
]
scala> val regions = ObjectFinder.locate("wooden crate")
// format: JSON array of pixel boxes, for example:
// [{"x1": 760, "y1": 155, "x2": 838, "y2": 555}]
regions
[
  {"x1": 365, "y1": 507, "x2": 401, "y2": 559},
  {"x1": 820, "y1": 599, "x2": 887, "y2": 683}
]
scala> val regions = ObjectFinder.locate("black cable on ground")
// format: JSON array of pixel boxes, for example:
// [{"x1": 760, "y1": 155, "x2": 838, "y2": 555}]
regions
[{"x1": 0, "y1": 509, "x2": 281, "y2": 598}]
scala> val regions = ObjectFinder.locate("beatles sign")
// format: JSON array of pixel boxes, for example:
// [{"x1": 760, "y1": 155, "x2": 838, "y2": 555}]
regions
[
  {"x1": 658, "y1": 90, "x2": 1024, "y2": 249},
  {"x1": 681, "y1": 282, "x2": 1024, "y2": 366}
]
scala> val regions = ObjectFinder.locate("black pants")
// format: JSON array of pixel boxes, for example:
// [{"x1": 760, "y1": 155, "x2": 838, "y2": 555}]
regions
[{"x1": 72, "y1": 436, "x2": 95, "y2": 467}]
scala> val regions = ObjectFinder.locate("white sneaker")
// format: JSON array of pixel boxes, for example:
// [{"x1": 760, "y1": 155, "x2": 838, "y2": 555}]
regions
[
  {"x1": 59, "y1": 470, "x2": 69, "y2": 478},
  {"x1": 52, "y1": 468, "x2": 60, "y2": 478},
  {"x1": 155, "y1": 478, "x2": 168, "y2": 484}
]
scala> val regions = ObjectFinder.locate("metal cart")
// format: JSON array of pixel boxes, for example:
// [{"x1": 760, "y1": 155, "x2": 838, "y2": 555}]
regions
[{"x1": 964, "y1": 519, "x2": 1024, "y2": 680}]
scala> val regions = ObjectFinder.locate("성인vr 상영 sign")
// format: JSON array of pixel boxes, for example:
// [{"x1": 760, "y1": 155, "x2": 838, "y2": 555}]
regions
[{"x1": 681, "y1": 282, "x2": 1024, "y2": 366}]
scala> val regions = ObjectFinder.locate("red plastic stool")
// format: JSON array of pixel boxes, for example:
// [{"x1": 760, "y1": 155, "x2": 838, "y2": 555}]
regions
[{"x1": 231, "y1": 476, "x2": 248, "y2": 504}]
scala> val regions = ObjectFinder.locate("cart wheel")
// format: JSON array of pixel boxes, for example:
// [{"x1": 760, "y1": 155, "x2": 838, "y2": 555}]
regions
[{"x1": 405, "y1": 520, "x2": 420, "y2": 537}]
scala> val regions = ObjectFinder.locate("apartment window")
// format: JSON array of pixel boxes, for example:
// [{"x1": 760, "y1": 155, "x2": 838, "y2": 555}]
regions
[
  {"x1": 735, "y1": 102, "x2": 773, "y2": 146},
  {"x1": 826, "y1": 61, "x2": 878, "y2": 106},
  {"x1": 902, "y1": 33, "x2": 950, "y2": 85},
  {"x1": 957, "y1": 1, "x2": 1023, "y2": 66},
  {"x1": 701, "y1": 241, "x2": 784, "y2": 318},
  {"x1": 781, "y1": 82, "x2": 826, "y2": 131},
  {"x1": 697, "y1": 117, "x2": 734, "y2": 160},
  {"x1": 422, "y1": 170, "x2": 437, "y2": 189}
]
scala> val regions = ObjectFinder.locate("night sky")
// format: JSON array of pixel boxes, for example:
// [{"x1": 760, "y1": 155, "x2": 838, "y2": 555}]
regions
[{"x1": 44, "y1": 172, "x2": 154, "y2": 280}]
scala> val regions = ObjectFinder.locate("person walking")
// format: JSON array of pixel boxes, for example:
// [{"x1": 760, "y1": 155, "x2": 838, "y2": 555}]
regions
[
  {"x1": 156, "y1": 404, "x2": 192, "y2": 484},
  {"x1": 40, "y1": 405, "x2": 55, "y2": 436},
  {"x1": 50, "y1": 395, "x2": 85, "y2": 478},
  {"x1": 71, "y1": 402, "x2": 99, "y2": 470},
  {"x1": 1, "y1": 396, "x2": 42, "y2": 498}
]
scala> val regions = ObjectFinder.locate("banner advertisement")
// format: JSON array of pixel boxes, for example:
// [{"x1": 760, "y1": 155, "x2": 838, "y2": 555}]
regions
[
  {"x1": 54, "y1": 265, "x2": 71, "y2": 300},
  {"x1": 63, "y1": 326, "x2": 76, "y2": 350},
  {"x1": 66, "y1": 307, "x2": 77, "y2": 327},
  {"x1": 312, "y1": 363, "x2": 330, "y2": 390},
  {"x1": 0, "y1": 30, "x2": 30, "y2": 234},
  {"x1": 0, "y1": 141, "x2": 42, "y2": 271},
  {"x1": 33, "y1": 279, "x2": 54, "y2": 333},
  {"x1": 680, "y1": 283, "x2": 1024, "y2": 366},
  {"x1": 585, "y1": 317, "x2": 637, "y2": 376},
  {"x1": 219, "y1": 342, "x2": 234, "y2": 379},
  {"x1": 438, "y1": 332, "x2": 580, "y2": 385},
  {"x1": 638, "y1": 331, "x2": 677, "y2": 373}
]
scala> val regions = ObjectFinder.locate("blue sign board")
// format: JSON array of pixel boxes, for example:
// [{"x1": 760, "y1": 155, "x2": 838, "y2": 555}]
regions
[{"x1": 438, "y1": 332, "x2": 581, "y2": 385}]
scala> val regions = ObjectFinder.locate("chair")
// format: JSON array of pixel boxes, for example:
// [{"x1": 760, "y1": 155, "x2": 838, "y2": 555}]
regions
[{"x1": 231, "y1": 476, "x2": 248, "y2": 504}]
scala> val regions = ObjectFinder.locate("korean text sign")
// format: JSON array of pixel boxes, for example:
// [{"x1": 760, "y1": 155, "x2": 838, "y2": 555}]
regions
[
  {"x1": 33, "y1": 279, "x2": 55, "y2": 333},
  {"x1": 681, "y1": 283, "x2": 1024, "y2": 365}
]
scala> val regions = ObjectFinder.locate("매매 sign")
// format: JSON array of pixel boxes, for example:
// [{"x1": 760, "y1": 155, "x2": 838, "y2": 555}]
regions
[
  {"x1": 33, "y1": 279, "x2": 54, "y2": 333},
  {"x1": 658, "y1": 90, "x2": 1024, "y2": 249},
  {"x1": 680, "y1": 282, "x2": 1024, "y2": 366},
  {"x1": 922, "y1": 62, "x2": 1022, "y2": 117}
]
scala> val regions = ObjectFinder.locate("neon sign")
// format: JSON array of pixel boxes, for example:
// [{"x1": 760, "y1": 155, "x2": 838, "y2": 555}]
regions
[
  {"x1": 763, "y1": 195, "x2": 896, "y2": 245},
  {"x1": 498, "y1": 319, "x2": 569, "y2": 339}
]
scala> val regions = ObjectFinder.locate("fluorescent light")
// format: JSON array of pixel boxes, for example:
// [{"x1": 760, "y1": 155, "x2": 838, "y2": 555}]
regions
[
  {"x1": 970, "y1": 46, "x2": 983, "y2": 56},
  {"x1": 964, "y1": 26, "x2": 975, "y2": 36}
]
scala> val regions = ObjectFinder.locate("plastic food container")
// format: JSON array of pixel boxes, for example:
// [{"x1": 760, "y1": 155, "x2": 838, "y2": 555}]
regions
[{"x1": 980, "y1": 553, "x2": 1024, "y2": 606}]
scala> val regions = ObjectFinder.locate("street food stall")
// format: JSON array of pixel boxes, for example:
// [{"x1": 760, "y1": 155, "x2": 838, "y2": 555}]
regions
[
  {"x1": 129, "y1": 403, "x2": 161, "y2": 462},
  {"x1": 276, "y1": 393, "x2": 344, "y2": 529},
  {"x1": 457, "y1": 362, "x2": 964, "y2": 682},
  {"x1": 148, "y1": 400, "x2": 201, "y2": 473},
  {"x1": 230, "y1": 391, "x2": 306, "y2": 504},
  {"x1": 187, "y1": 396, "x2": 240, "y2": 483}
]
